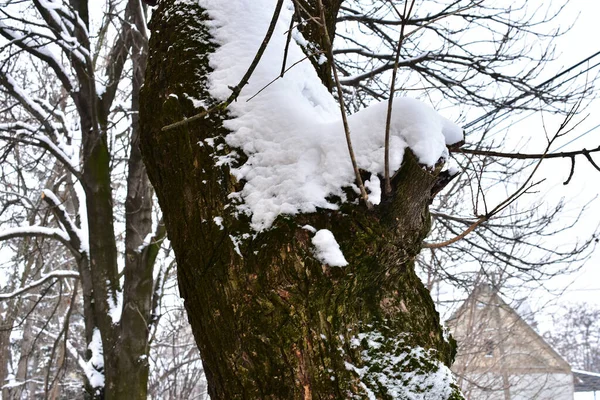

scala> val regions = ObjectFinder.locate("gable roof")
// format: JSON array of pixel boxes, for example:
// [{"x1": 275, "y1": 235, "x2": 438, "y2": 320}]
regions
[{"x1": 447, "y1": 284, "x2": 571, "y2": 374}]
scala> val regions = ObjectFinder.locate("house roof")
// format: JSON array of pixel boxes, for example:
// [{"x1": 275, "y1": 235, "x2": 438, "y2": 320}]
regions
[
  {"x1": 573, "y1": 370, "x2": 600, "y2": 392},
  {"x1": 447, "y1": 284, "x2": 572, "y2": 373}
]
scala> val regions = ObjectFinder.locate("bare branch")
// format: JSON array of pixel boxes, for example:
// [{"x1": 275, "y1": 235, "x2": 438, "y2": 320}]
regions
[
  {"x1": 384, "y1": 0, "x2": 416, "y2": 194},
  {"x1": 316, "y1": 0, "x2": 370, "y2": 207},
  {"x1": 0, "y1": 271, "x2": 79, "y2": 300}
]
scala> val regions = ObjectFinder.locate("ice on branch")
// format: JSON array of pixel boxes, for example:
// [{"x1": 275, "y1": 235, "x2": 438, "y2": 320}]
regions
[{"x1": 201, "y1": 0, "x2": 463, "y2": 230}]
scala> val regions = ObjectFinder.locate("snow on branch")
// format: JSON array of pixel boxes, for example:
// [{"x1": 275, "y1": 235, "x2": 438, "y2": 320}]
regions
[
  {"x1": 0, "y1": 225, "x2": 70, "y2": 245},
  {"x1": 31, "y1": 0, "x2": 90, "y2": 67},
  {"x1": 0, "y1": 20, "x2": 75, "y2": 93},
  {"x1": 0, "y1": 123, "x2": 81, "y2": 180},
  {"x1": 197, "y1": 0, "x2": 463, "y2": 231},
  {"x1": 0, "y1": 71, "x2": 60, "y2": 139},
  {"x1": 33, "y1": 326, "x2": 105, "y2": 392},
  {"x1": 42, "y1": 189, "x2": 88, "y2": 255},
  {"x1": 0, "y1": 270, "x2": 79, "y2": 300}
]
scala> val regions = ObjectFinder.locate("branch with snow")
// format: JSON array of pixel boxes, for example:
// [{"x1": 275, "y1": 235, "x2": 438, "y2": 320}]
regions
[
  {"x1": 42, "y1": 189, "x2": 88, "y2": 255},
  {"x1": 33, "y1": 326, "x2": 105, "y2": 392},
  {"x1": 197, "y1": 0, "x2": 463, "y2": 231},
  {"x1": 0, "y1": 225, "x2": 70, "y2": 246},
  {"x1": 0, "y1": 126, "x2": 81, "y2": 180},
  {"x1": 0, "y1": 20, "x2": 75, "y2": 93},
  {"x1": 31, "y1": 0, "x2": 91, "y2": 70},
  {"x1": 0, "y1": 70, "x2": 80, "y2": 179},
  {"x1": 0, "y1": 271, "x2": 79, "y2": 300},
  {"x1": 0, "y1": 71, "x2": 62, "y2": 140}
]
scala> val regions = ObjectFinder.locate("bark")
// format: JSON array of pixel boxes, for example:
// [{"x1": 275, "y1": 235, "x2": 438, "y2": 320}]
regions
[{"x1": 140, "y1": 1, "x2": 460, "y2": 399}]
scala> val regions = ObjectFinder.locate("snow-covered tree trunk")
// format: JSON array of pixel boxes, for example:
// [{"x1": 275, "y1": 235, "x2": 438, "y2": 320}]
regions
[{"x1": 140, "y1": 1, "x2": 461, "y2": 398}]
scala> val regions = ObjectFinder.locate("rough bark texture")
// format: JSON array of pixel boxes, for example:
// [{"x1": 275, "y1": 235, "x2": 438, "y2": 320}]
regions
[{"x1": 140, "y1": 1, "x2": 460, "y2": 399}]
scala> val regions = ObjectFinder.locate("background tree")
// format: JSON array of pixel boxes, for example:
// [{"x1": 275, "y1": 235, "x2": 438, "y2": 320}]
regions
[
  {"x1": 0, "y1": 0, "x2": 202, "y2": 398},
  {"x1": 140, "y1": 0, "x2": 597, "y2": 398},
  {"x1": 544, "y1": 303, "x2": 600, "y2": 373}
]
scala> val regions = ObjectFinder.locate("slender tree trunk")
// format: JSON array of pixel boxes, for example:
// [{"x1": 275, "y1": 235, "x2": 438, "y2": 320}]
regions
[
  {"x1": 141, "y1": 1, "x2": 460, "y2": 398},
  {"x1": 69, "y1": 0, "x2": 154, "y2": 397},
  {"x1": 109, "y1": 16, "x2": 155, "y2": 399},
  {"x1": 0, "y1": 305, "x2": 17, "y2": 399}
]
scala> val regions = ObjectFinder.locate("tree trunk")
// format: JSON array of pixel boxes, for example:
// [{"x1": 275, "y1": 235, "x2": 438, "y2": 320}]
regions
[
  {"x1": 140, "y1": 1, "x2": 460, "y2": 398},
  {"x1": 71, "y1": 1, "x2": 154, "y2": 398},
  {"x1": 109, "y1": 15, "x2": 154, "y2": 399}
]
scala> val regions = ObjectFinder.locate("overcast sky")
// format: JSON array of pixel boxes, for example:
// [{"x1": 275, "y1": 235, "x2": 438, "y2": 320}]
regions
[
  {"x1": 531, "y1": 0, "x2": 600, "y2": 312},
  {"x1": 426, "y1": 0, "x2": 600, "y2": 326}
]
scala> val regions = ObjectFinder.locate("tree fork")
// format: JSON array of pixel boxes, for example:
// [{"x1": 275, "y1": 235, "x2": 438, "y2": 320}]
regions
[{"x1": 140, "y1": 1, "x2": 461, "y2": 398}]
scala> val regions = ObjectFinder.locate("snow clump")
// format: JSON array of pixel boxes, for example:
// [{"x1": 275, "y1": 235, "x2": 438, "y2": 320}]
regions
[
  {"x1": 311, "y1": 229, "x2": 349, "y2": 267},
  {"x1": 200, "y1": 0, "x2": 463, "y2": 231}
]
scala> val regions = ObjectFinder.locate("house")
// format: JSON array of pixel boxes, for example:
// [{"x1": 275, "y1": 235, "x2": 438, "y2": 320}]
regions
[
  {"x1": 573, "y1": 370, "x2": 600, "y2": 399},
  {"x1": 447, "y1": 284, "x2": 574, "y2": 400}
]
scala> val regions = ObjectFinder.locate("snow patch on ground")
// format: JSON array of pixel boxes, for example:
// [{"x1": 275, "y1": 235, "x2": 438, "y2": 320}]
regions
[{"x1": 200, "y1": 0, "x2": 463, "y2": 231}]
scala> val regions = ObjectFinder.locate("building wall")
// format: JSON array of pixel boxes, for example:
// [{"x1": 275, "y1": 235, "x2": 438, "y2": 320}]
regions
[
  {"x1": 449, "y1": 285, "x2": 574, "y2": 400},
  {"x1": 458, "y1": 372, "x2": 574, "y2": 400}
]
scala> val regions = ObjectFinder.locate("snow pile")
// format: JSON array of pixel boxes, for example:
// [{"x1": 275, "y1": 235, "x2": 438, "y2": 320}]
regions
[
  {"x1": 311, "y1": 229, "x2": 348, "y2": 267},
  {"x1": 200, "y1": 0, "x2": 463, "y2": 230}
]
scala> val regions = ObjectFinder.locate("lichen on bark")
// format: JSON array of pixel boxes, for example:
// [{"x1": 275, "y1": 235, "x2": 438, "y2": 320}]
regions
[{"x1": 140, "y1": 1, "x2": 462, "y2": 398}]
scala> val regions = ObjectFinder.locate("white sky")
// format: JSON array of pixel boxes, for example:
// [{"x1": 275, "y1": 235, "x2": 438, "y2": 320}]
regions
[
  {"x1": 526, "y1": 0, "x2": 600, "y2": 316},
  {"x1": 442, "y1": 0, "x2": 600, "y2": 328},
  {"x1": 428, "y1": 0, "x2": 600, "y2": 327}
]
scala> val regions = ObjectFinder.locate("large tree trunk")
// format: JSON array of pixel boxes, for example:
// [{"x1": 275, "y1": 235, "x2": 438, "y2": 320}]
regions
[{"x1": 140, "y1": 1, "x2": 460, "y2": 398}]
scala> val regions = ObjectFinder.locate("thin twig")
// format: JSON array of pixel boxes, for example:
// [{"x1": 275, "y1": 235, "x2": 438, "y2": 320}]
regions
[
  {"x1": 291, "y1": 0, "x2": 323, "y2": 27},
  {"x1": 422, "y1": 216, "x2": 486, "y2": 249},
  {"x1": 424, "y1": 113, "x2": 580, "y2": 248},
  {"x1": 316, "y1": 0, "x2": 371, "y2": 207},
  {"x1": 247, "y1": 52, "x2": 322, "y2": 102},
  {"x1": 384, "y1": 0, "x2": 416, "y2": 195},
  {"x1": 162, "y1": 0, "x2": 284, "y2": 132},
  {"x1": 281, "y1": 12, "x2": 295, "y2": 77},
  {"x1": 564, "y1": 156, "x2": 575, "y2": 185},
  {"x1": 454, "y1": 145, "x2": 600, "y2": 162}
]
